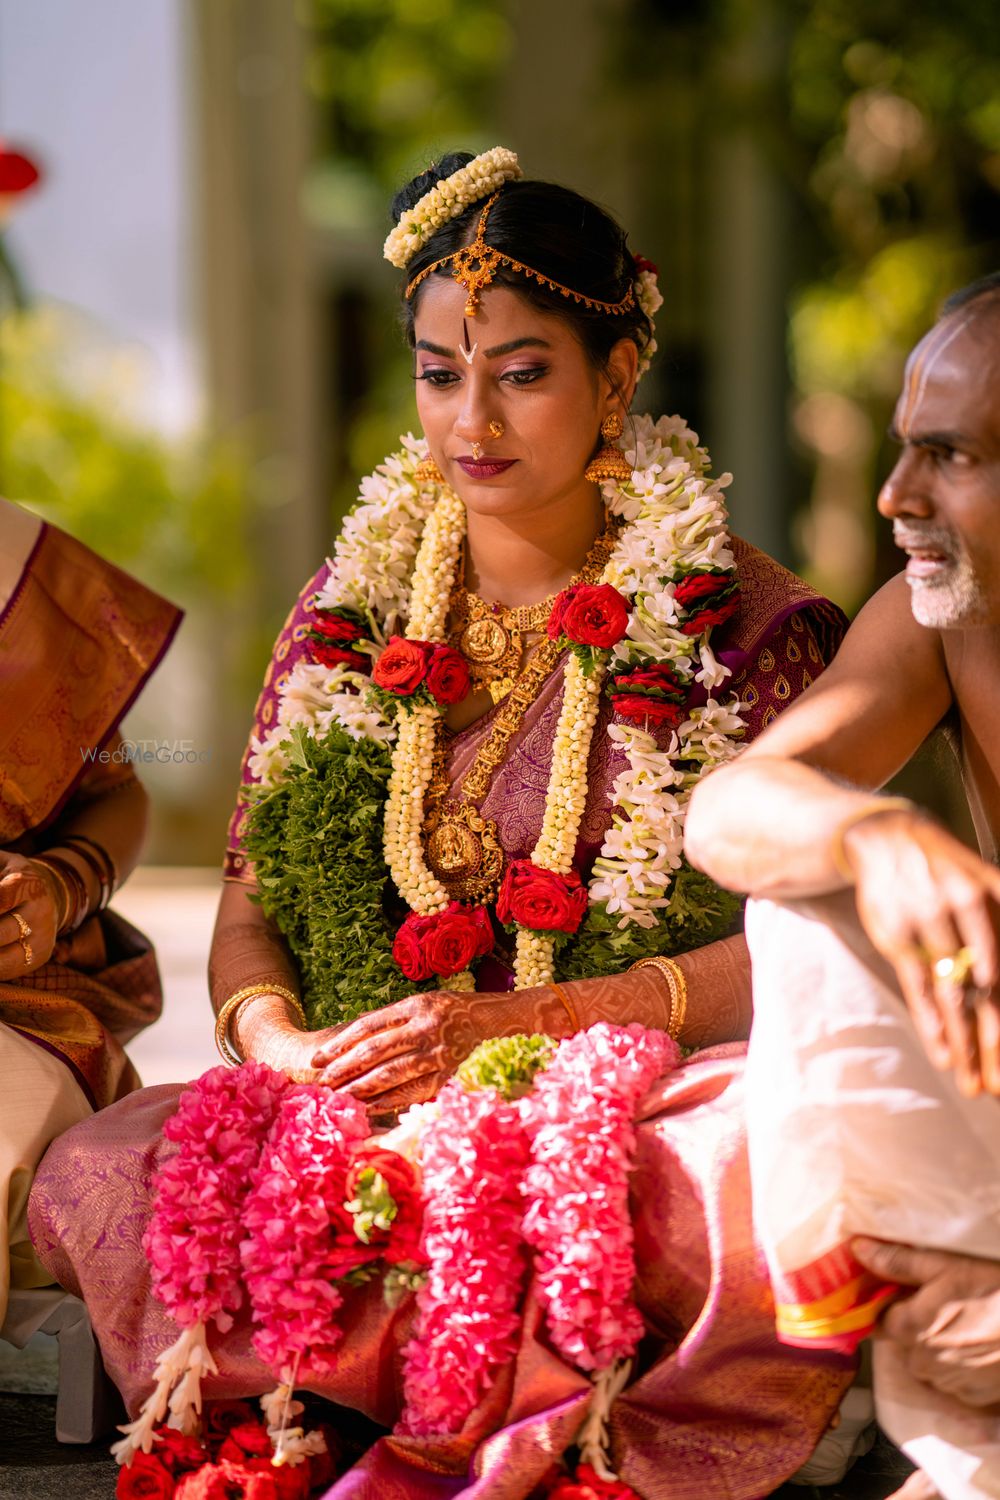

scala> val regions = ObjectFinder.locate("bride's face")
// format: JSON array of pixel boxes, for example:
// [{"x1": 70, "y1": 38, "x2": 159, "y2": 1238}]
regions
[{"x1": 413, "y1": 278, "x2": 633, "y2": 522}]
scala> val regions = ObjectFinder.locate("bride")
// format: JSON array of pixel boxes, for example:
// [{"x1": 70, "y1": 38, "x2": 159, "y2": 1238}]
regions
[{"x1": 30, "y1": 148, "x2": 853, "y2": 1500}]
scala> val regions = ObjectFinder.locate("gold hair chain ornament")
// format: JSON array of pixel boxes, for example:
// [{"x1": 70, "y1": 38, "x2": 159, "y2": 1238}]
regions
[{"x1": 406, "y1": 192, "x2": 637, "y2": 319}]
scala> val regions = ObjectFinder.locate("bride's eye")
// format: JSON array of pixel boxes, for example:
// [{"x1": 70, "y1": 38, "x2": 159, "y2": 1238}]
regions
[
  {"x1": 503, "y1": 365, "x2": 549, "y2": 386},
  {"x1": 415, "y1": 369, "x2": 459, "y2": 388}
]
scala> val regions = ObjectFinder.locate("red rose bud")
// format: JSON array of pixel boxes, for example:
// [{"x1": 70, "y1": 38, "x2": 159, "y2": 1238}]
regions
[
  {"x1": 242, "y1": 1458, "x2": 312, "y2": 1499},
  {"x1": 611, "y1": 663, "x2": 685, "y2": 700},
  {"x1": 426, "y1": 644, "x2": 471, "y2": 705},
  {"x1": 559, "y1": 584, "x2": 629, "y2": 649},
  {"x1": 373, "y1": 636, "x2": 432, "y2": 695},
  {"x1": 204, "y1": 1401, "x2": 257, "y2": 1441},
  {"x1": 610, "y1": 694, "x2": 685, "y2": 727},
  {"x1": 115, "y1": 1450, "x2": 175, "y2": 1499},
  {"x1": 311, "y1": 611, "x2": 366, "y2": 644},
  {"x1": 311, "y1": 640, "x2": 369, "y2": 670},
  {"x1": 672, "y1": 572, "x2": 734, "y2": 610},
  {"x1": 679, "y1": 597, "x2": 740, "y2": 637},
  {"x1": 496, "y1": 860, "x2": 589, "y2": 934},
  {"x1": 633, "y1": 255, "x2": 658, "y2": 278}
]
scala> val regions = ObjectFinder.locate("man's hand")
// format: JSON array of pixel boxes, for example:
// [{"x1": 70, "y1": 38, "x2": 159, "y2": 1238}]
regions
[
  {"x1": 0, "y1": 853, "x2": 61, "y2": 980},
  {"x1": 853, "y1": 1237, "x2": 1000, "y2": 1409},
  {"x1": 845, "y1": 810, "x2": 1000, "y2": 1097}
]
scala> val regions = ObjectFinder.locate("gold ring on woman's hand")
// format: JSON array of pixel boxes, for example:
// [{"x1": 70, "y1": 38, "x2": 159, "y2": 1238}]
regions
[
  {"x1": 13, "y1": 911, "x2": 31, "y2": 941},
  {"x1": 18, "y1": 938, "x2": 33, "y2": 967},
  {"x1": 933, "y1": 947, "x2": 976, "y2": 987}
]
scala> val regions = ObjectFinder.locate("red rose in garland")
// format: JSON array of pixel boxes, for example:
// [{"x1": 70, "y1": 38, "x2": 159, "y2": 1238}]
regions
[
  {"x1": 175, "y1": 1459, "x2": 281, "y2": 1499},
  {"x1": 216, "y1": 1419, "x2": 273, "y2": 1462},
  {"x1": 149, "y1": 1425, "x2": 209, "y2": 1475},
  {"x1": 204, "y1": 1401, "x2": 257, "y2": 1441},
  {"x1": 610, "y1": 663, "x2": 685, "y2": 700},
  {"x1": 496, "y1": 860, "x2": 589, "y2": 934},
  {"x1": 115, "y1": 1451, "x2": 175, "y2": 1499},
  {"x1": 548, "y1": 583, "x2": 629, "y2": 648},
  {"x1": 373, "y1": 636, "x2": 432, "y2": 695},
  {"x1": 392, "y1": 902, "x2": 493, "y2": 980},
  {"x1": 426, "y1": 644, "x2": 471, "y2": 705},
  {"x1": 242, "y1": 1459, "x2": 312, "y2": 1500},
  {"x1": 308, "y1": 609, "x2": 371, "y2": 671},
  {"x1": 610, "y1": 694, "x2": 685, "y2": 727},
  {"x1": 543, "y1": 1462, "x2": 641, "y2": 1499},
  {"x1": 673, "y1": 572, "x2": 740, "y2": 636},
  {"x1": 344, "y1": 1145, "x2": 425, "y2": 1264}
]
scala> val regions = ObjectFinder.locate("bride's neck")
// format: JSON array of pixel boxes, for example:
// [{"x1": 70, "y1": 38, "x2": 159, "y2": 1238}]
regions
[{"x1": 463, "y1": 490, "x2": 605, "y2": 606}]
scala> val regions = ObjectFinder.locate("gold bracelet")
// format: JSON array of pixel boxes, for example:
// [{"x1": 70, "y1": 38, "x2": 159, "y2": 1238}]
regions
[
  {"x1": 829, "y1": 797, "x2": 916, "y2": 882},
  {"x1": 629, "y1": 956, "x2": 688, "y2": 1040},
  {"x1": 546, "y1": 981, "x2": 580, "y2": 1033},
  {"x1": 214, "y1": 983, "x2": 306, "y2": 1067}
]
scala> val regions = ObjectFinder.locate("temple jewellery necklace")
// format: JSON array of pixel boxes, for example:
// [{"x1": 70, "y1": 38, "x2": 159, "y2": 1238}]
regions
[
  {"x1": 448, "y1": 514, "x2": 620, "y2": 705},
  {"x1": 426, "y1": 515, "x2": 620, "y2": 904}
]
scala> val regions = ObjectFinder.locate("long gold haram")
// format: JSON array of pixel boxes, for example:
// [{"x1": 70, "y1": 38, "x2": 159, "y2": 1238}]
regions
[{"x1": 424, "y1": 516, "x2": 619, "y2": 904}]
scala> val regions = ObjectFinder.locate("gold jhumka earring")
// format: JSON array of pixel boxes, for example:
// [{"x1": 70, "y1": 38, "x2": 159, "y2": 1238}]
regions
[
  {"x1": 415, "y1": 454, "x2": 445, "y2": 483},
  {"x1": 584, "y1": 413, "x2": 631, "y2": 483}
]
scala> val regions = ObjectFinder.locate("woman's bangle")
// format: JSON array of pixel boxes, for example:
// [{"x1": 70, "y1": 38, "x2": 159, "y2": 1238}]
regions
[
  {"x1": 32, "y1": 853, "x2": 89, "y2": 934},
  {"x1": 214, "y1": 983, "x2": 307, "y2": 1067},
  {"x1": 59, "y1": 834, "x2": 118, "y2": 910},
  {"x1": 829, "y1": 797, "x2": 916, "y2": 882},
  {"x1": 29, "y1": 857, "x2": 71, "y2": 932},
  {"x1": 629, "y1": 955, "x2": 688, "y2": 1040},
  {"x1": 546, "y1": 981, "x2": 580, "y2": 1033}
]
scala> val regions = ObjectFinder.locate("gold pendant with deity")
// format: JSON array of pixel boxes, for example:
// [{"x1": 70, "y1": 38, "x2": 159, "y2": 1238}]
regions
[{"x1": 423, "y1": 799, "x2": 505, "y2": 903}]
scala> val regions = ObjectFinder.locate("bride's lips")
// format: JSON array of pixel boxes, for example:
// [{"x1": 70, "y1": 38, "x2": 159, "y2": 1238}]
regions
[{"x1": 455, "y1": 457, "x2": 517, "y2": 479}]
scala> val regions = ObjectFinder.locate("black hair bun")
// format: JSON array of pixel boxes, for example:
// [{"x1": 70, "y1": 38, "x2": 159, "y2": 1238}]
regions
[{"x1": 390, "y1": 151, "x2": 476, "y2": 225}]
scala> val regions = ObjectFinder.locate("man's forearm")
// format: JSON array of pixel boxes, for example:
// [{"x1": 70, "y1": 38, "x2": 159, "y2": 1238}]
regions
[{"x1": 686, "y1": 755, "x2": 900, "y2": 899}]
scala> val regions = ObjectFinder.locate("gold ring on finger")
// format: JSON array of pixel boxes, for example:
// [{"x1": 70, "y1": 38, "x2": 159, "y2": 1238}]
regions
[
  {"x1": 18, "y1": 937, "x2": 33, "y2": 967},
  {"x1": 13, "y1": 911, "x2": 32, "y2": 941},
  {"x1": 933, "y1": 946, "x2": 976, "y2": 987}
]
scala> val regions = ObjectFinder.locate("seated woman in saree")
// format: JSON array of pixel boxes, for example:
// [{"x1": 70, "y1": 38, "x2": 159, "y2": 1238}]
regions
[
  {"x1": 0, "y1": 496, "x2": 180, "y2": 1332},
  {"x1": 30, "y1": 150, "x2": 852, "y2": 1500}
]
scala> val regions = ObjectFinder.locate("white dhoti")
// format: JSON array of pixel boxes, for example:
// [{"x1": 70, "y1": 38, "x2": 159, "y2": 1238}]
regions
[
  {"x1": 745, "y1": 893, "x2": 1000, "y2": 1500},
  {"x1": 1, "y1": 1021, "x2": 92, "y2": 1328}
]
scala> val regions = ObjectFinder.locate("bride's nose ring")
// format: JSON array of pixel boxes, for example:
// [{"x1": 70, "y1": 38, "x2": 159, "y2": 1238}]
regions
[{"x1": 489, "y1": 420, "x2": 505, "y2": 439}]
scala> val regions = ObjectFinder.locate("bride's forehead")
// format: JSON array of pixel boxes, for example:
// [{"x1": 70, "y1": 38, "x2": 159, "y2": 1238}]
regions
[{"x1": 413, "y1": 280, "x2": 571, "y2": 341}]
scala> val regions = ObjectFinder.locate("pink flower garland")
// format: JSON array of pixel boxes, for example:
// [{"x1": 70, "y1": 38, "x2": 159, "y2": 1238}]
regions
[
  {"x1": 144, "y1": 1062, "x2": 292, "y2": 1332},
  {"x1": 521, "y1": 1024, "x2": 679, "y2": 1372},
  {"x1": 398, "y1": 1081, "x2": 530, "y2": 1437},
  {"x1": 240, "y1": 1087, "x2": 372, "y2": 1383}
]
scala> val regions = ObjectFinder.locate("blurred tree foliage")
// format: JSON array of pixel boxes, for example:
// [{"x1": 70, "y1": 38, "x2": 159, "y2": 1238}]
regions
[
  {"x1": 626, "y1": 0, "x2": 999, "y2": 607},
  {"x1": 300, "y1": 0, "x2": 509, "y2": 511},
  {"x1": 0, "y1": 306, "x2": 250, "y2": 605}
]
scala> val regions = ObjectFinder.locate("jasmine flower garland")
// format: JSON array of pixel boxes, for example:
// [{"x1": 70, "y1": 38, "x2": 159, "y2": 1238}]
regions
[{"x1": 242, "y1": 415, "x2": 743, "y2": 1023}]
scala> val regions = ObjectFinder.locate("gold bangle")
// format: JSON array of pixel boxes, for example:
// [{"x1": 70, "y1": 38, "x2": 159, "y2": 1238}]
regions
[
  {"x1": 630, "y1": 956, "x2": 688, "y2": 1040},
  {"x1": 829, "y1": 797, "x2": 916, "y2": 882},
  {"x1": 214, "y1": 983, "x2": 306, "y2": 1067},
  {"x1": 546, "y1": 981, "x2": 580, "y2": 1033}
]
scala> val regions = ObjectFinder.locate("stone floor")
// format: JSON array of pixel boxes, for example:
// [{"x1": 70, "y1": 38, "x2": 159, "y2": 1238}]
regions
[{"x1": 0, "y1": 870, "x2": 916, "y2": 1497}]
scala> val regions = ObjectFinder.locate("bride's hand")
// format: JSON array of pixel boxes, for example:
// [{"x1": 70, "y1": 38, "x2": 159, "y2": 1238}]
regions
[
  {"x1": 310, "y1": 985, "x2": 571, "y2": 1112},
  {"x1": 233, "y1": 998, "x2": 349, "y2": 1081}
]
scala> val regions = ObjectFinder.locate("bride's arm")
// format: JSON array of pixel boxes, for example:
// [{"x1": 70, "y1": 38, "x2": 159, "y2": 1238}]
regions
[
  {"x1": 209, "y1": 880, "x2": 346, "y2": 1077},
  {"x1": 560, "y1": 933, "x2": 752, "y2": 1049}
]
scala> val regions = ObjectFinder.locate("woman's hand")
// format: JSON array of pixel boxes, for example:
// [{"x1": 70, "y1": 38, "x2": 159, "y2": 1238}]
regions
[
  {"x1": 310, "y1": 985, "x2": 571, "y2": 1113},
  {"x1": 0, "y1": 853, "x2": 62, "y2": 980},
  {"x1": 232, "y1": 994, "x2": 348, "y2": 1081},
  {"x1": 844, "y1": 809, "x2": 1000, "y2": 1096}
]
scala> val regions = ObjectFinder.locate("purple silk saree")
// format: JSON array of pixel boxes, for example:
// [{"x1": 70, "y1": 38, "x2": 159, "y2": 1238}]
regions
[{"x1": 29, "y1": 540, "x2": 852, "y2": 1499}]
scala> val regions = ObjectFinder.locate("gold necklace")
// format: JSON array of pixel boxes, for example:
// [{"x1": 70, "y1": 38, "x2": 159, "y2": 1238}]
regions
[
  {"x1": 448, "y1": 515, "x2": 619, "y2": 704},
  {"x1": 423, "y1": 636, "x2": 565, "y2": 903}
]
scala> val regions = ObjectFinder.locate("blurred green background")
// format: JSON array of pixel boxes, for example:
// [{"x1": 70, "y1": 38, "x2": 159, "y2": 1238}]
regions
[{"x1": 1, "y1": 0, "x2": 997, "y2": 860}]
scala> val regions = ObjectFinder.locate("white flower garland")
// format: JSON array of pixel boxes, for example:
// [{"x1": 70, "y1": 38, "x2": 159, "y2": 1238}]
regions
[
  {"x1": 383, "y1": 147, "x2": 522, "y2": 269},
  {"x1": 249, "y1": 414, "x2": 744, "y2": 990}
]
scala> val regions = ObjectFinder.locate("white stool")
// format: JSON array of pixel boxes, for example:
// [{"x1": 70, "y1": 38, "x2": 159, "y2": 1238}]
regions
[{"x1": 1, "y1": 1286, "x2": 122, "y2": 1442}]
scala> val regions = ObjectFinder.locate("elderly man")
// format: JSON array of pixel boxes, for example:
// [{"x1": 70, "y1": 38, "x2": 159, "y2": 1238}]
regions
[{"x1": 685, "y1": 273, "x2": 1000, "y2": 1500}]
